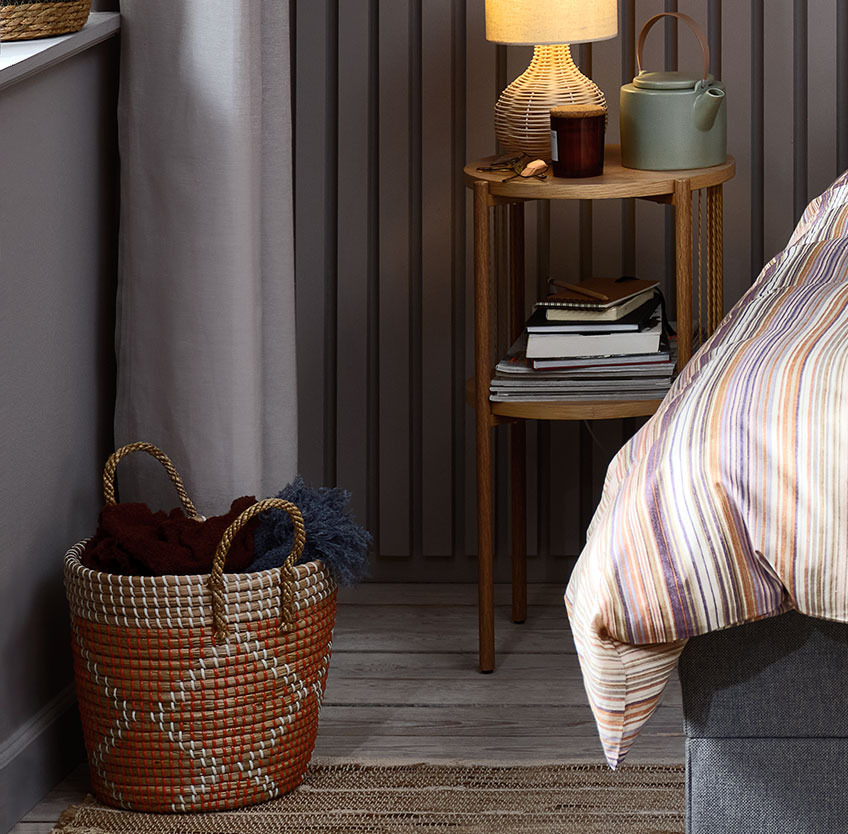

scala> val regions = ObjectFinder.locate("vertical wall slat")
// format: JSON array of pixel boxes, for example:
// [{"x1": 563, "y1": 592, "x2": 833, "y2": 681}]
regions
[
  {"x1": 763, "y1": 2, "x2": 795, "y2": 259},
  {"x1": 408, "y1": 0, "x2": 424, "y2": 558},
  {"x1": 806, "y1": 3, "x2": 838, "y2": 231},
  {"x1": 495, "y1": 44, "x2": 507, "y2": 151},
  {"x1": 705, "y1": 0, "x2": 723, "y2": 319},
  {"x1": 839, "y1": 2, "x2": 848, "y2": 174},
  {"x1": 750, "y1": 1, "x2": 764, "y2": 280},
  {"x1": 290, "y1": 0, "x2": 297, "y2": 209},
  {"x1": 366, "y1": 0, "x2": 381, "y2": 552},
  {"x1": 450, "y1": 0, "x2": 467, "y2": 558},
  {"x1": 534, "y1": 201, "x2": 551, "y2": 561},
  {"x1": 793, "y1": 0, "x2": 808, "y2": 222},
  {"x1": 421, "y1": 0, "x2": 454, "y2": 558},
  {"x1": 719, "y1": 0, "x2": 750, "y2": 316},
  {"x1": 322, "y1": 0, "x2": 339, "y2": 487},
  {"x1": 336, "y1": 0, "x2": 371, "y2": 530},
  {"x1": 578, "y1": 200, "x2": 593, "y2": 280},
  {"x1": 707, "y1": 0, "x2": 721, "y2": 79},
  {"x1": 707, "y1": 0, "x2": 722, "y2": 80},
  {"x1": 294, "y1": 0, "x2": 329, "y2": 488},
  {"x1": 578, "y1": 43, "x2": 593, "y2": 281},
  {"x1": 378, "y1": 0, "x2": 412, "y2": 558},
  {"x1": 664, "y1": 0, "x2": 679, "y2": 69},
  {"x1": 664, "y1": 0, "x2": 678, "y2": 308},
  {"x1": 621, "y1": 0, "x2": 636, "y2": 276}
]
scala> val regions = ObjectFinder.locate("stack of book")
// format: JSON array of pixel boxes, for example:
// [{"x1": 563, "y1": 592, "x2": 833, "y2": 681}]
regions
[{"x1": 490, "y1": 277, "x2": 676, "y2": 402}]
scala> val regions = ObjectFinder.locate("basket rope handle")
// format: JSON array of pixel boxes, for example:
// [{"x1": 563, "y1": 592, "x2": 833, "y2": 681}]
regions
[
  {"x1": 103, "y1": 442, "x2": 200, "y2": 520},
  {"x1": 636, "y1": 12, "x2": 710, "y2": 83},
  {"x1": 208, "y1": 498, "x2": 306, "y2": 643}
]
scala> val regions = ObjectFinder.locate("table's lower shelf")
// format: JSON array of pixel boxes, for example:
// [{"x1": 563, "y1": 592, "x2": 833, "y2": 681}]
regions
[
  {"x1": 466, "y1": 377, "x2": 663, "y2": 421},
  {"x1": 490, "y1": 397, "x2": 663, "y2": 421}
]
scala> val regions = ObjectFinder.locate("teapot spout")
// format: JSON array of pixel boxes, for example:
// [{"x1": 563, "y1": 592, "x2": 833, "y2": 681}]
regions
[{"x1": 693, "y1": 85, "x2": 725, "y2": 131}]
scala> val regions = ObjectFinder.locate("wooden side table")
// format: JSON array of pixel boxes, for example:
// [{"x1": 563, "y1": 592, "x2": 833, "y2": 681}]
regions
[{"x1": 464, "y1": 145, "x2": 736, "y2": 672}]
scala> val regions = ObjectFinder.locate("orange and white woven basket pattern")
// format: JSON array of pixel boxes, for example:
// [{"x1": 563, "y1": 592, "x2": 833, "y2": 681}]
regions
[{"x1": 64, "y1": 472, "x2": 338, "y2": 813}]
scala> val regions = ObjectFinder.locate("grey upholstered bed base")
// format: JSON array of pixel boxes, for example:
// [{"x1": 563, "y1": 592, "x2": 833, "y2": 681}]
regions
[{"x1": 678, "y1": 610, "x2": 848, "y2": 834}]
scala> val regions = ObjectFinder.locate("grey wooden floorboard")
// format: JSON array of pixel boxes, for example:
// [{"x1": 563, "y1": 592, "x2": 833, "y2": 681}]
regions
[
  {"x1": 316, "y1": 704, "x2": 684, "y2": 736},
  {"x1": 312, "y1": 735, "x2": 684, "y2": 764},
  {"x1": 16, "y1": 584, "x2": 685, "y2": 829},
  {"x1": 332, "y1": 604, "x2": 575, "y2": 655},
  {"x1": 339, "y1": 582, "x2": 566, "y2": 606},
  {"x1": 324, "y1": 651, "x2": 682, "y2": 707}
]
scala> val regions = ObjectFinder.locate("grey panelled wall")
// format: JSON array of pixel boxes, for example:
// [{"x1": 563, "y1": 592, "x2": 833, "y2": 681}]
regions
[
  {"x1": 0, "y1": 36, "x2": 119, "y2": 830},
  {"x1": 294, "y1": 0, "x2": 847, "y2": 583}
]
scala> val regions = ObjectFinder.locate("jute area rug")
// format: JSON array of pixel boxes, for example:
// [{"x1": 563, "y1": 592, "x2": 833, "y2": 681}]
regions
[{"x1": 55, "y1": 762, "x2": 684, "y2": 834}]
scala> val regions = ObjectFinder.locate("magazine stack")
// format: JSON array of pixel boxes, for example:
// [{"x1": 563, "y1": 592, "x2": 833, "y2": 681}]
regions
[{"x1": 490, "y1": 276, "x2": 676, "y2": 403}]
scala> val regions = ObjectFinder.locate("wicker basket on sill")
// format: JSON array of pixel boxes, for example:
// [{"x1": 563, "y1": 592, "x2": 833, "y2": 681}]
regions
[{"x1": 0, "y1": 0, "x2": 91, "y2": 42}]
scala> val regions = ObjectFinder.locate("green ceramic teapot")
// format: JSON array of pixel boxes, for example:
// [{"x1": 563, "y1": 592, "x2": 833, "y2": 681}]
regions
[{"x1": 620, "y1": 12, "x2": 726, "y2": 171}]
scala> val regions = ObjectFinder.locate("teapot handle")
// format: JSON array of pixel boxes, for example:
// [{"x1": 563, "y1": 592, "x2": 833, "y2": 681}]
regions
[{"x1": 636, "y1": 12, "x2": 710, "y2": 83}]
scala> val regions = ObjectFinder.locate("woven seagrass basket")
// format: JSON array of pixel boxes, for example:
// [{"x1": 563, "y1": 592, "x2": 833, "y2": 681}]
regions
[
  {"x1": 0, "y1": 0, "x2": 91, "y2": 41},
  {"x1": 64, "y1": 443, "x2": 338, "y2": 813}
]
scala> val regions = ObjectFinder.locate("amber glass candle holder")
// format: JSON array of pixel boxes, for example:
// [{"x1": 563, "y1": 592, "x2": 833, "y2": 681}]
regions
[{"x1": 550, "y1": 104, "x2": 606, "y2": 177}]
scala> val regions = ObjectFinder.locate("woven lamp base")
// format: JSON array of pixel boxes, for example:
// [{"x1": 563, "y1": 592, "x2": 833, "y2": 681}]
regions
[
  {"x1": 0, "y1": 0, "x2": 91, "y2": 41},
  {"x1": 494, "y1": 44, "x2": 606, "y2": 160}
]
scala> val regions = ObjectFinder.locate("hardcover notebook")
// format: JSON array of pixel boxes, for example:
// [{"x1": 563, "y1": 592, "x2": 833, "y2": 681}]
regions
[
  {"x1": 525, "y1": 304, "x2": 662, "y2": 359},
  {"x1": 537, "y1": 277, "x2": 660, "y2": 311},
  {"x1": 525, "y1": 296, "x2": 658, "y2": 333},
  {"x1": 495, "y1": 333, "x2": 674, "y2": 373},
  {"x1": 543, "y1": 288, "x2": 657, "y2": 322}
]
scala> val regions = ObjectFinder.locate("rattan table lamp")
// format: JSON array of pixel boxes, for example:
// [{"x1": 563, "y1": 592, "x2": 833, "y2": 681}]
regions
[{"x1": 486, "y1": 0, "x2": 618, "y2": 159}]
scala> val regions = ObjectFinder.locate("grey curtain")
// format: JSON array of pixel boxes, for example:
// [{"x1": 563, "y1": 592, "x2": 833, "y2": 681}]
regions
[{"x1": 115, "y1": 1, "x2": 297, "y2": 513}]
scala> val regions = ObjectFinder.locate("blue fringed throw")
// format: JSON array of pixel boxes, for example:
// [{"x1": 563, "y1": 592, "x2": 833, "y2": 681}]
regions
[{"x1": 250, "y1": 476, "x2": 371, "y2": 586}]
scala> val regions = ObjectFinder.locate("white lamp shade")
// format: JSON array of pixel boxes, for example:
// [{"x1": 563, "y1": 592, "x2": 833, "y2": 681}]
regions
[{"x1": 485, "y1": 0, "x2": 618, "y2": 45}]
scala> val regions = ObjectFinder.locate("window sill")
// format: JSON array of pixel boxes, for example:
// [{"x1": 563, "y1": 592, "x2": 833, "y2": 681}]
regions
[{"x1": 0, "y1": 11, "x2": 120, "y2": 92}]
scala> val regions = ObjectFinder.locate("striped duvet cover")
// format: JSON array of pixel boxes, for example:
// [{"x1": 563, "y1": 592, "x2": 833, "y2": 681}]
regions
[{"x1": 565, "y1": 170, "x2": 848, "y2": 768}]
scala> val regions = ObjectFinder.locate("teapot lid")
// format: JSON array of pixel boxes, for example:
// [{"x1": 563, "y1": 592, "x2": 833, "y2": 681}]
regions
[{"x1": 633, "y1": 70, "x2": 714, "y2": 90}]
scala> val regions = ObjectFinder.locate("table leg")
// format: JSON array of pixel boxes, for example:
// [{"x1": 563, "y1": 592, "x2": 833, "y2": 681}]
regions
[
  {"x1": 673, "y1": 179, "x2": 694, "y2": 368},
  {"x1": 473, "y1": 180, "x2": 495, "y2": 673},
  {"x1": 508, "y1": 202, "x2": 527, "y2": 625},
  {"x1": 510, "y1": 422, "x2": 526, "y2": 623}
]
